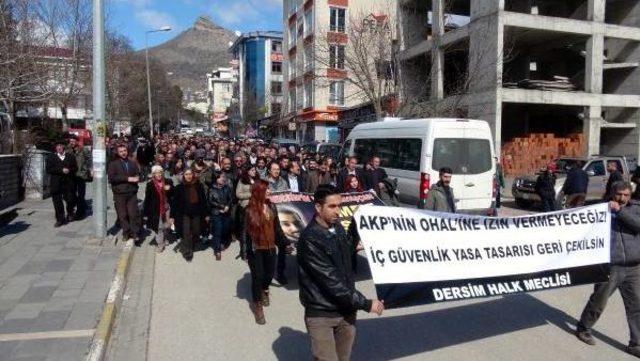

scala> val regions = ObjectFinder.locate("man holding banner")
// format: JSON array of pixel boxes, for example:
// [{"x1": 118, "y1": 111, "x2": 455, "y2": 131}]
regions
[
  {"x1": 576, "y1": 181, "x2": 640, "y2": 358},
  {"x1": 298, "y1": 186, "x2": 384, "y2": 361}
]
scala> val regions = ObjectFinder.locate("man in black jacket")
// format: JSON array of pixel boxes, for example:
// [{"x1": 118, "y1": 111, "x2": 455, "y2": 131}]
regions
[
  {"x1": 47, "y1": 141, "x2": 78, "y2": 227},
  {"x1": 562, "y1": 161, "x2": 589, "y2": 208},
  {"x1": 297, "y1": 185, "x2": 384, "y2": 361},
  {"x1": 576, "y1": 181, "x2": 640, "y2": 358},
  {"x1": 107, "y1": 144, "x2": 142, "y2": 243},
  {"x1": 604, "y1": 161, "x2": 624, "y2": 201},
  {"x1": 336, "y1": 156, "x2": 364, "y2": 191},
  {"x1": 364, "y1": 156, "x2": 388, "y2": 196}
]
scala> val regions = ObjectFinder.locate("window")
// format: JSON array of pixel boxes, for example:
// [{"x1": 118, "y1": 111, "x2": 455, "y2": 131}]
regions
[
  {"x1": 271, "y1": 41, "x2": 282, "y2": 53},
  {"x1": 340, "y1": 139, "x2": 352, "y2": 162},
  {"x1": 289, "y1": 88, "x2": 296, "y2": 111},
  {"x1": 305, "y1": 46, "x2": 314, "y2": 71},
  {"x1": 289, "y1": 24, "x2": 296, "y2": 46},
  {"x1": 304, "y1": 81, "x2": 313, "y2": 108},
  {"x1": 330, "y1": 7, "x2": 346, "y2": 33},
  {"x1": 304, "y1": 10, "x2": 313, "y2": 36},
  {"x1": 271, "y1": 81, "x2": 283, "y2": 95},
  {"x1": 272, "y1": 62, "x2": 282, "y2": 74},
  {"x1": 432, "y1": 138, "x2": 492, "y2": 175},
  {"x1": 296, "y1": 84, "x2": 303, "y2": 110},
  {"x1": 297, "y1": 18, "x2": 304, "y2": 38},
  {"x1": 329, "y1": 81, "x2": 344, "y2": 106},
  {"x1": 586, "y1": 161, "x2": 606, "y2": 176},
  {"x1": 353, "y1": 138, "x2": 423, "y2": 171},
  {"x1": 329, "y1": 45, "x2": 345, "y2": 69},
  {"x1": 289, "y1": 56, "x2": 296, "y2": 78}
]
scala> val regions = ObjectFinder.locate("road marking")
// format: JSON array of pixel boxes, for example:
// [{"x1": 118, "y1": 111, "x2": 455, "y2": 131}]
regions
[{"x1": 0, "y1": 329, "x2": 95, "y2": 342}]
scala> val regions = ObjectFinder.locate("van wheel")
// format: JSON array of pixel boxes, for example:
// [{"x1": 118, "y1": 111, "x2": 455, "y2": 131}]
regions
[
  {"x1": 515, "y1": 198, "x2": 533, "y2": 209},
  {"x1": 556, "y1": 194, "x2": 568, "y2": 210}
]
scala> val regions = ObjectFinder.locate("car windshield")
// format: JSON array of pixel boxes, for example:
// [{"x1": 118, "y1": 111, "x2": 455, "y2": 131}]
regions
[{"x1": 554, "y1": 159, "x2": 583, "y2": 173}]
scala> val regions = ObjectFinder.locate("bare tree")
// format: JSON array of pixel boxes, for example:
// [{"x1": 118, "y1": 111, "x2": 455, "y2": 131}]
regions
[
  {"x1": 35, "y1": 0, "x2": 92, "y2": 131},
  {"x1": 312, "y1": 7, "x2": 399, "y2": 120}
]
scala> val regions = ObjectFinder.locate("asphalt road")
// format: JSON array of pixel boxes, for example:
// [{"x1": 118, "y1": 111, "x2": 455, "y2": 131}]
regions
[{"x1": 109, "y1": 201, "x2": 637, "y2": 361}]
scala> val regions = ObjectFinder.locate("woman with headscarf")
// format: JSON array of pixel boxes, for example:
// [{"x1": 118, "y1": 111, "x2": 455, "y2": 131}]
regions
[
  {"x1": 170, "y1": 168, "x2": 209, "y2": 261},
  {"x1": 143, "y1": 165, "x2": 174, "y2": 253},
  {"x1": 242, "y1": 180, "x2": 290, "y2": 325}
]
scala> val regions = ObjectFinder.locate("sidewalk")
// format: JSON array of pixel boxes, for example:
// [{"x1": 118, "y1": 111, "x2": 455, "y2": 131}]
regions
[{"x1": 0, "y1": 193, "x2": 121, "y2": 361}]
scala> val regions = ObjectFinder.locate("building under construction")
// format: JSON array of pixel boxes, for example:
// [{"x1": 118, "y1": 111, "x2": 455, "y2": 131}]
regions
[{"x1": 398, "y1": 0, "x2": 640, "y2": 167}]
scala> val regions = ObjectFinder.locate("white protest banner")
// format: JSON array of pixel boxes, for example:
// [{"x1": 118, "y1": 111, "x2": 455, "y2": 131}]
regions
[{"x1": 355, "y1": 204, "x2": 611, "y2": 308}]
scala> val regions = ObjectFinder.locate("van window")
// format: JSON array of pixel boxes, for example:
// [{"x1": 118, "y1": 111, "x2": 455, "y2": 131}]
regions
[
  {"x1": 354, "y1": 138, "x2": 422, "y2": 171},
  {"x1": 586, "y1": 161, "x2": 605, "y2": 176},
  {"x1": 432, "y1": 138, "x2": 492, "y2": 175},
  {"x1": 339, "y1": 139, "x2": 352, "y2": 163}
]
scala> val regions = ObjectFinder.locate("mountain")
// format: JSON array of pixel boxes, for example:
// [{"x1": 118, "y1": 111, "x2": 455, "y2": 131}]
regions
[{"x1": 146, "y1": 16, "x2": 237, "y2": 94}]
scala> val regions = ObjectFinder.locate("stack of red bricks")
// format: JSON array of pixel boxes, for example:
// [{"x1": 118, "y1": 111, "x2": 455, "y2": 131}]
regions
[{"x1": 501, "y1": 133, "x2": 584, "y2": 176}]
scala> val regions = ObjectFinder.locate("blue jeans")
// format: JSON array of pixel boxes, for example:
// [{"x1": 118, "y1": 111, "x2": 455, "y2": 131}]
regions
[{"x1": 211, "y1": 214, "x2": 230, "y2": 253}]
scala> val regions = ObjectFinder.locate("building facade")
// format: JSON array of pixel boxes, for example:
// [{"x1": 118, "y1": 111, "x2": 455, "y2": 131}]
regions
[
  {"x1": 207, "y1": 67, "x2": 237, "y2": 133},
  {"x1": 230, "y1": 31, "x2": 284, "y2": 135},
  {"x1": 283, "y1": 0, "x2": 398, "y2": 144},
  {"x1": 398, "y1": 0, "x2": 640, "y2": 160}
]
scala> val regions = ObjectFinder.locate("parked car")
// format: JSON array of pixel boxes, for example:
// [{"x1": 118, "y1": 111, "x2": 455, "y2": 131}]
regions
[
  {"x1": 511, "y1": 155, "x2": 630, "y2": 209},
  {"x1": 341, "y1": 118, "x2": 497, "y2": 215},
  {"x1": 271, "y1": 138, "x2": 300, "y2": 152}
]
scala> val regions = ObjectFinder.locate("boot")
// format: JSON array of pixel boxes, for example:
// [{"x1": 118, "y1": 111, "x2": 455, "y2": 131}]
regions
[
  {"x1": 251, "y1": 302, "x2": 266, "y2": 325},
  {"x1": 262, "y1": 290, "x2": 270, "y2": 307}
]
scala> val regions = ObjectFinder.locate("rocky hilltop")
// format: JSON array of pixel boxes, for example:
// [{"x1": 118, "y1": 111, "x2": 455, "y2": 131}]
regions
[{"x1": 146, "y1": 16, "x2": 237, "y2": 92}]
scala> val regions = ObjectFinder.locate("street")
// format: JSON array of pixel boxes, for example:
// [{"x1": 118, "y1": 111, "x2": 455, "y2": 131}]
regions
[{"x1": 102, "y1": 199, "x2": 636, "y2": 361}]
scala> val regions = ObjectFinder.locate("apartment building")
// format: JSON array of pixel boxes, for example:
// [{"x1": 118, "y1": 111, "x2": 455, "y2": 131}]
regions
[
  {"x1": 206, "y1": 67, "x2": 237, "y2": 134},
  {"x1": 398, "y1": 0, "x2": 640, "y2": 160},
  {"x1": 230, "y1": 31, "x2": 284, "y2": 133},
  {"x1": 283, "y1": 0, "x2": 397, "y2": 143}
]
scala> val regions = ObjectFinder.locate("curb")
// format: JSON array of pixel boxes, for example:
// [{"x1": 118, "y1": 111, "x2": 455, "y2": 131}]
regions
[{"x1": 86, "y1": 239, "x2": 135, "y2": 361}]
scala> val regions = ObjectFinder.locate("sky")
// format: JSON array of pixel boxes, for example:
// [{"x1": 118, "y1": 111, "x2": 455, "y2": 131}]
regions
[{"x1": 108, "y1": 0, "x2": 284, "y2": 50}]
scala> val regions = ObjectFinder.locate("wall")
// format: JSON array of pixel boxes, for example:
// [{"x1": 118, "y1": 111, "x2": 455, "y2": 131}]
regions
[{"x1": 0, "y1": 155, "x2": 21, "y2": 212}]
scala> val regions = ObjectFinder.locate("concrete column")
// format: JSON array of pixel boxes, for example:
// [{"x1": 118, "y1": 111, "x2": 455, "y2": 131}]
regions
[
  {"x1": 584, "y1": 0, "x2": 605, "y2": 156},
  {"x1": 583, "y1": 106, "x2": 602, "y2": 156},
  {"x1": 468, "y1": 0, "x2": 504, "y2": 155},
  {"x1": 430, "y1": 0, "x2": 444, "y2": 101},
  {"x1": 588, "y1": 0, "x2": 606, "y2": 22}
]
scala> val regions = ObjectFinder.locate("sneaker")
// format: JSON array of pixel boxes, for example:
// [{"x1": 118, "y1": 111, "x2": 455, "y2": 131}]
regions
[
  {"x1": 262, "y1": 290, "x2": 270, "y2": 307},
  {"x1": 215, "y1": 252, "x2": 221, "y2": 261},
  {"x1": 627, "y1": 345, "x2": 640, "y2": 358},
  {"x1": 575, "y1": 329, "x2": 596, "y2": 346}
]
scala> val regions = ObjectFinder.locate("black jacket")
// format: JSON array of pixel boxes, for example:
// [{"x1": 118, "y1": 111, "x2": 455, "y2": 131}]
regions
[
  {"x1": 107, "y1": 158, "x2": 140, "y2": 194},
  {"x1": 208, "y1": 184, "x2": 233, "y2": 216},
  {"x1": 364, "y1": 167, "x2": 388, "y2": 194},
  {"x1": 297, "y1": 218, "x2": 372, "y2": 318},
  {"x1": 535, "y1": 172, "x2": 556, "y2": 200},
  {"x1": 336, "y1": 168, "x2": 365, "y2": 192},
  {"x1": 562, "y1": 167, "x2": 589, "y2": 195},
  {"x1": 143, "y1": 178, "x2": 174, "y2": 232},
  {"x1": 47, "y1": 153, "x2": 78, "y2": 194},
  {"x1": 170, "y1": 182, "x2": 209, "y2": 218},
  {"x1": 284, "y1": 173, "x2": 307, "y2": 193},
  {"x1": 604, "y1": 170, "x2": 624, "y2": 200},
  {"x1": 242, "y1": 203, "x2": 288, "y2": 257}
]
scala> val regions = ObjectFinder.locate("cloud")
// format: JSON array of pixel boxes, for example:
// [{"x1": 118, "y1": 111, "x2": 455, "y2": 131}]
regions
[{"x1": 135, "y1": 9, "x2": 177, "y2": 30}]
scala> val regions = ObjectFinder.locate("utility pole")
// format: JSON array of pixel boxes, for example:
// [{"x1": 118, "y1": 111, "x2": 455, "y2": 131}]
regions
[
  {"x1": 91, "y1": 0, "x2": 107, "y2": 239},
  {"x1": 145, "y1": 26, "x2": 171, "y2": 140}
]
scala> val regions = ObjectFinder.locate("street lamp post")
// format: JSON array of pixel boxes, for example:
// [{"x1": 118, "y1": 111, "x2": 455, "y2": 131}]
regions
[{"x1": 145, "y1": 26, "x2": 171, "y2": 139}]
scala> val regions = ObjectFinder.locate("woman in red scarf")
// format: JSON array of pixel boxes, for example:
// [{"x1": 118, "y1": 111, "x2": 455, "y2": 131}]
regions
[{"x1": 143, "y1": 165, "x2": 174, "y2": 252}]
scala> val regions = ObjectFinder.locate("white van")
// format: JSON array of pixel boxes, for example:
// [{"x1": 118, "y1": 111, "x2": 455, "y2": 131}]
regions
[{"x1": 341, "y1": 118, "x2": 497, "y2": 214}]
